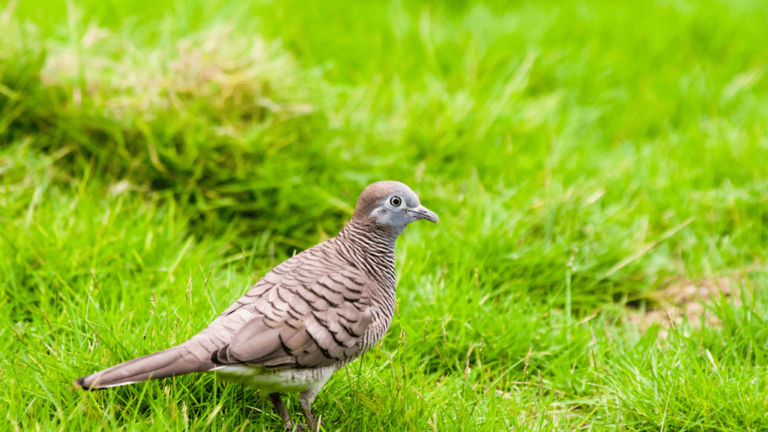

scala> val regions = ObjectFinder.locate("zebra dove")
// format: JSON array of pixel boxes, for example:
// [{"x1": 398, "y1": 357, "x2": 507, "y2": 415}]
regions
[{"x1": 74, "y1": 181, "x2": 439, "y2": 430}]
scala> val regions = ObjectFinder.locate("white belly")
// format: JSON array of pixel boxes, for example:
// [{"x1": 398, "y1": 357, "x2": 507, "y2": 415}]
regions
[{"x1": 211, "y1": 365, "x2": 338, "y2": 394}]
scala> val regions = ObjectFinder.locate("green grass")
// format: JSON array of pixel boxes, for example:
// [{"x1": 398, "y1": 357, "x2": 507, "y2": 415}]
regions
[{"x1": 1, "y1": 0, "x2": 767, "y2": 430}]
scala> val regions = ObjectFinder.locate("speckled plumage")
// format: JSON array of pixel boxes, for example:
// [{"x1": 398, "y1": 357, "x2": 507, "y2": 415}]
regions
[{"x1": 74, "y1": 181, "x2": 439, "y2": 430}]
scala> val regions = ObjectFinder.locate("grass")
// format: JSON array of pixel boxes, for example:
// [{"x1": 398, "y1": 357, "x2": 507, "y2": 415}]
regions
[{"x1": 1, "y1": 0, "x2": 767, "y2": 429}]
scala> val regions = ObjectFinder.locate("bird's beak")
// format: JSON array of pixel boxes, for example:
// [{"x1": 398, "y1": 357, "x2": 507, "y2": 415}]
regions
[{"x1": 408, "y1": 205, "x2": 440, "y2": 223}]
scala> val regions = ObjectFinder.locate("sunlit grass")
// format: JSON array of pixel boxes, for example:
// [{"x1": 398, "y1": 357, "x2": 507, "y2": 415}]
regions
[{"x1": 1, "y1": 0, "x2": 767, "y2": 430}]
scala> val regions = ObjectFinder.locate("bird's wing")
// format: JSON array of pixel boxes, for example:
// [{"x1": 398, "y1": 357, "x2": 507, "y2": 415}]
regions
[
  {"x1": 73, "y1": 242, "x2": 369, "y2": 389},
  {"x1": 204, "y1": 243, "x2": 374, "y2": 369}
]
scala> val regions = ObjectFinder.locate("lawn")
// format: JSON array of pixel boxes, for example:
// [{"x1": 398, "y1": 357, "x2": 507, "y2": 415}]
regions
[{"x1": 1, "y1": 0, "x2": 767, "y2": 430}]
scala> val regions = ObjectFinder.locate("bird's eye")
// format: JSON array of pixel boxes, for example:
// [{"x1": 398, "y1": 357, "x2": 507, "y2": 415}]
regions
[{"x1": 390, "y1": 196, "x2": 402, "y2": 207}]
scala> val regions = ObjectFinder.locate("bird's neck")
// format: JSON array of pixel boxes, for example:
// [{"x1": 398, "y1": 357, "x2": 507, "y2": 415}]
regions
[
  {"x1": 336, "y1": 218, "x2": 398, "y2": 286},
  {"x1": 339, "y1": 218, "x2": 400, "y2": 249}
]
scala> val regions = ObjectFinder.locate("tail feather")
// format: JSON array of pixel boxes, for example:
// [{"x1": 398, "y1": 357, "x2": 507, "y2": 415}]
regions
[{"x1": 74, "y1": 344, "x2": 215, "y2": 390}]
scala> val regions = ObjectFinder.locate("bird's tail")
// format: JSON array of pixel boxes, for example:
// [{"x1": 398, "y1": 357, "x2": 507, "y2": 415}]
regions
[{"x1": 74, "y1": 343, "x2": 214, "y2": 390}]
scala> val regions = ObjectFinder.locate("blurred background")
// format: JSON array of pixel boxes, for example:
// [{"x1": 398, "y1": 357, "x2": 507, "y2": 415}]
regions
[{"x1": 1, "y1": 0, "x2": 767, "y2": 430}]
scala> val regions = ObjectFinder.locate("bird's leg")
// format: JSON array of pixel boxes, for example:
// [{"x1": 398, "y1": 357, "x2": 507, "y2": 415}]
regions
[
  {"x1": 298, "y1": 390, "x2": 324, "y2": 432},
  {"x1": 269, "y1": 392, "x2": 292, "y2": 430},
  {"x1": 298, "y1": 400, "x2": 320, "y2": 432}
]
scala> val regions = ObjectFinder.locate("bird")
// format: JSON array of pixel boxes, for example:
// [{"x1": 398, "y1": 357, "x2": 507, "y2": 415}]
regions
[{"x1": 74, "y1": 181, "x2": 439, "y2": 431}]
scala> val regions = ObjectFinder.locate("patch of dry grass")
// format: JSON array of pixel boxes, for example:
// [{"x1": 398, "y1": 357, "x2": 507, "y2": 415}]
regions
[
  {"x1": 625, "y1": 277, "x2": 746, "y2": 335},
  {"x1": 41, "y1": 24, "x2": 314, "y2": 133}
]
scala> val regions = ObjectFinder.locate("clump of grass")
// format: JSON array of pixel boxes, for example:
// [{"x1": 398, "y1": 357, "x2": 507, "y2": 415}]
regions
[
  {"x1": 3, "y1": 8, "x2": 351, "y2": 245},
  {"x1": 41, "y1": 24, "x2": 314, "y2": 129}
]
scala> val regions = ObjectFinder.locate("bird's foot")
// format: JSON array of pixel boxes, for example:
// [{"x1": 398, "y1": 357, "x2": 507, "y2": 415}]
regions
[
  {"x1": 288, "y1": 420, "x2": 324, "y2": 432},
  {"x1": 300, "y1": 413, "x2": 324, "y2": 431}
]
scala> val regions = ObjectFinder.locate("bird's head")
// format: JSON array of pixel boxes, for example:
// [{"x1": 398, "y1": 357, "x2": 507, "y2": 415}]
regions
[{"x1": 351, "y1": 181, "x2": 439, "y2": 233}]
